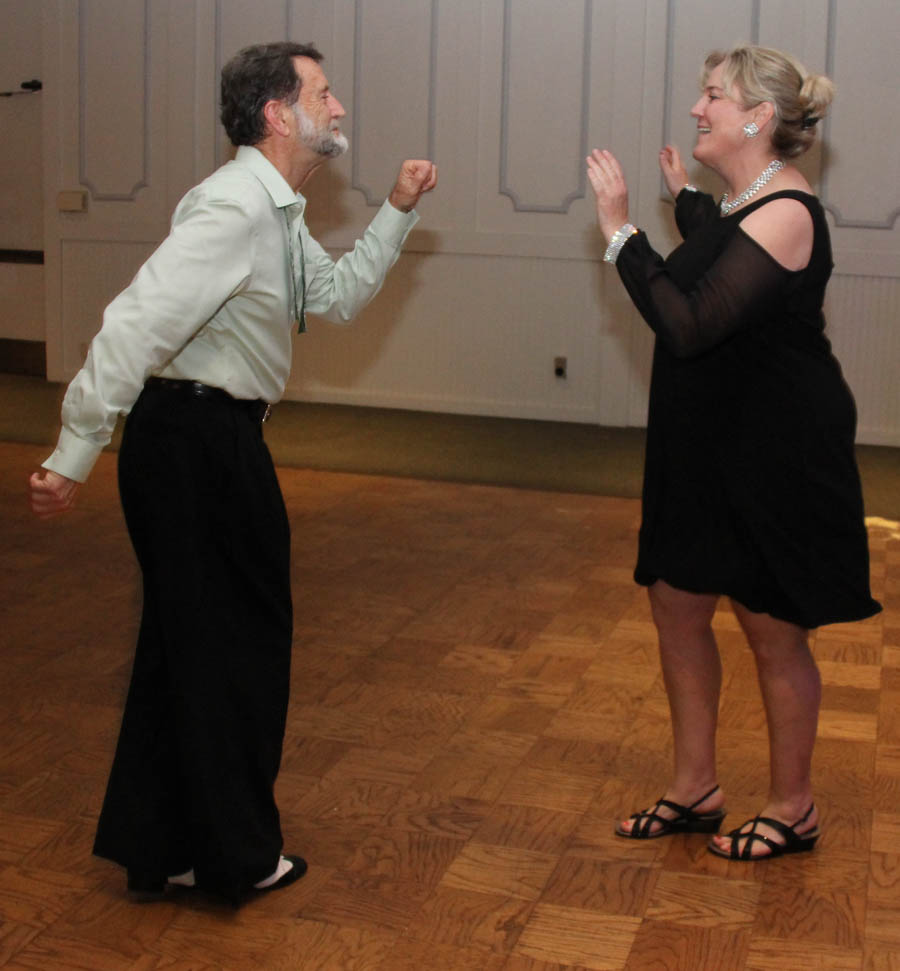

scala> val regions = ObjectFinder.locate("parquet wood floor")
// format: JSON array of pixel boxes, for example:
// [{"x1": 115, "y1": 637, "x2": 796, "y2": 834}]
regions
[{"x1": 2, "y1": 440, "x2": 898, "y2": 970}]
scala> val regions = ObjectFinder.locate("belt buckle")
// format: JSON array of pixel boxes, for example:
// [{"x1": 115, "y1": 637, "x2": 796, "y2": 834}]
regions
[{"x1": 262, "y1": 404, "x2": 272, "y2": 423}]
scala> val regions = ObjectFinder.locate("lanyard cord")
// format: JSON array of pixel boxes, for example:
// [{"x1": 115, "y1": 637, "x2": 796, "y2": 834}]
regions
[{"x1": 284, "y1": 209, "x2": 307, "y2": 333}]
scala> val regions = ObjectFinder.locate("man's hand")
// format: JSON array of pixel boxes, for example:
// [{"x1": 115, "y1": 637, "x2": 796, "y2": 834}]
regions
[
  {"x1": 30, "y1": 469, "x2": 80, "y2": 519},
  {"x1": 388, "y1": 160, "x2": 438, "y2": 213}
]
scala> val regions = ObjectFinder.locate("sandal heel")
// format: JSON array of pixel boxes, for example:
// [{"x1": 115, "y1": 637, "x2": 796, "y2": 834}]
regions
[{"x1": 687, "y1": 814, "x2": 725, "y2": 834}]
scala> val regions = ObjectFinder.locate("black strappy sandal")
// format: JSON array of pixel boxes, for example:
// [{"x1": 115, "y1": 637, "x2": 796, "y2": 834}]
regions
[
  {"x1": 615, "y1": 785, "x2": 726, "y2": 839},
  {"x1": 708, "y1": 803, "x2": 819, "y2": 860}
]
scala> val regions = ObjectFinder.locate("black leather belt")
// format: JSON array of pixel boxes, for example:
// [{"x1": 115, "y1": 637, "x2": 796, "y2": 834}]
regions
[{"x1": 144, "y1": 376, "x2": 271, "y2": 423}]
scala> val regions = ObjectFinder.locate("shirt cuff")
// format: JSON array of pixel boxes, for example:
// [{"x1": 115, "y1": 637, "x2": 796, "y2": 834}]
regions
[
  {"x1": 374, "y1": 199, "x2": 419, "y2": 247},
  {"x1": 41, "y1": 425, "x2": 105, "y2": 484}
]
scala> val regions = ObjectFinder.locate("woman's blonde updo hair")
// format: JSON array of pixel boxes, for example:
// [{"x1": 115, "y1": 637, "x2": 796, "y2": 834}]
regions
[{"x1": 702, "y1": 46, "x2": 834, "y2": 158}]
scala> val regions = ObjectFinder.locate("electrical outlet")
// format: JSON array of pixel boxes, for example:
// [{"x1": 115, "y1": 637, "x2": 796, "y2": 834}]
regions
[{"x1": 554, "y1": 356, "x2": 567, "y2": 379}]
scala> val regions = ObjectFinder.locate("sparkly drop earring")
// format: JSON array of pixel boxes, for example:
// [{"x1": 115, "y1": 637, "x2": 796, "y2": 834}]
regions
[{"x1": 743, "y1": 121, "x2": 760, "y2": 139}]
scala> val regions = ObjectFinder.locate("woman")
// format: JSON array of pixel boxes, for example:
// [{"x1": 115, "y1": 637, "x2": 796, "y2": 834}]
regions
[{"x1": 587, "y1": 46, "x2": 881, "y2": 860}]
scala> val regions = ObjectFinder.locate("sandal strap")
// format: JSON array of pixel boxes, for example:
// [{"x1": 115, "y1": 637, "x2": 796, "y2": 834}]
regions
[
  {"x1": 630, "y1": 807, "x2": 669, "y2": 837},
  {"x1": 731, "y1": 829, "x2": 783, "y2": 860},
  {"x1": 725, "y1": 804, "x2": 818, "y2": 859},
  {"x1": 657, "y1": 784, "x2": 721, "y2": 822},
  {"x1": 631, "y1": 786, "x2": 723, "y2": 836},
  {"x1": 686, "y1": 784, "x2": 721, "y2": 813}
]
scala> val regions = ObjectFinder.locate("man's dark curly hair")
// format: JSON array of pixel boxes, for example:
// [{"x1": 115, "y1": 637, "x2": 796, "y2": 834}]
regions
[{"x1": 220, "y1": 41, "x2": 323, "y2": 147}]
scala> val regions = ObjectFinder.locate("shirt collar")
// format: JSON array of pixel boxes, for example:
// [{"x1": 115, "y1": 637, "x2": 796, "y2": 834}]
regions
[{"x1": 234, "y1": 145, "x2": 306, "y2": 213}]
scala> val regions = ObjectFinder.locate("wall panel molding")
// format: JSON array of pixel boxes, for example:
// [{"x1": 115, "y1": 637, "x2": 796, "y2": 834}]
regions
[
  {"x1": 78, "y1": 0, "x2": 151, "y2": 201},
  {"x1": 350, "y1": 0, "x2": 438, "y2": 206},
  {"x1": 819, "y1": 0, "x2": 899, "y2": 230},
  {"x1": 498, "y1": 0, "x2": 591, "y2": 213}
]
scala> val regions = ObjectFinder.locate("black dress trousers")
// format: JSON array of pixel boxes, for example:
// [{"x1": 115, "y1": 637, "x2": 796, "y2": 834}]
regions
[{"x1": 93, "y1": 383, "x2": 292, "y2": 900}]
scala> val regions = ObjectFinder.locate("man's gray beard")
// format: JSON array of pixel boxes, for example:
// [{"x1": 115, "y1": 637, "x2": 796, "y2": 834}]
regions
[{"x1": 293, "y1": 103, "x2": 348, "y2": 158}]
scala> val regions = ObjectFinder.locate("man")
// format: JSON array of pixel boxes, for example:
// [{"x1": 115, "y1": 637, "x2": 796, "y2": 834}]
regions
[{"x1": 29, "y1": 41, "x2": 436, "y2": 903}]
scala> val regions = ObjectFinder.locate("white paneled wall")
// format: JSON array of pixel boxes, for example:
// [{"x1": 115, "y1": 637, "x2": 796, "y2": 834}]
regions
[{"x1": 30, "y1": 0, "x2": 900, "y2": 443}]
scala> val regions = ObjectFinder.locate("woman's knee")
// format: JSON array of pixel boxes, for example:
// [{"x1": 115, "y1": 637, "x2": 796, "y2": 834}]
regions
[{"x1": 649, "y1": 580, "x2": 718, "y2": 635}]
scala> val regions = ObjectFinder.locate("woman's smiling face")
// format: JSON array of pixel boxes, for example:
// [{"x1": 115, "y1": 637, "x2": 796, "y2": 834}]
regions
[{"x1": 689, "y1": 62, "x2": 758, "y2": 166}]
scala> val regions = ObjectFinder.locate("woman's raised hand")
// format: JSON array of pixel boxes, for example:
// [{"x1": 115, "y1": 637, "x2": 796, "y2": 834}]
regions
[
  {"x1": 586, "y1": 149, "x2": 630, "y2": 243},
  {"x1": 659, "y1": 144, "x2": 689, "y2": 200}
]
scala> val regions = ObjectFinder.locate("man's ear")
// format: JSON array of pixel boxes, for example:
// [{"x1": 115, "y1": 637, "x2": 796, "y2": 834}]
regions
[{"x1": 262, "y1": 99, "x2": 292, "y2": 139}]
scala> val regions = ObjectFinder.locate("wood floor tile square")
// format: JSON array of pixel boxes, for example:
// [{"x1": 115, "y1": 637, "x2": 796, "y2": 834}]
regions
[
  {"x1": 818, "y1": 661, "x2": 883, "y2": 690},
  {"x1": 343, "y1": 827, "x2": 466, "y2": 887},
  {"x1": 511, "y1": 903, "x2": 641, "y2": 969},
  {"x1": 413, "y1": 753, "x2": 521, "y2": 802},
  {"x1": 0, "y1": 864, "x2": 94, "y2": 926},
  {"x1": 279, "y1": 735, "x2": 352, "y2": 777},
  {"x1": 525, "y1": 633, "x2": 609, "y2": 658},
  {"x1": 753, "y1": 886, "x2": 866, "y2": 948},
  {"x1": 864, "y1": 946, "x2": 900, "y2": 971},
  {"x1": 286, "y1": 704, "x2": 382, "y2": 747},
  {"x1": 270, "y1": 922, "x2": 400, "y2": 971},
  {"x1": 494, "y1": 766, "x2": 601, "y2": 815},
  {"x1": 403, "y1": 887, "x2": 533, "y2": 954},
  {"x1": 874, "y1": 770, "x2": 900, "y2": 812},
  {"x1": 19, "y1": 818, "x2": 111, "y2": 883},
  {"x1": 812, "y1": 740, "x2": 877, "y2": 800},
  {"x1": 625, "y1": 921, "x2": 751, "y2": 971},
  {"x1": 282, "y1": 819, "x2": 373, "y2": 868},
  {"x1": 502, "y1": 954, "x2": 590, "y2": 971},
  {"x1": 818, "y1": 709, "x2": 880, "y2": 743},
  {"x1": 745, "y1": 938, "x2": 864, "y2": 970},
  {"x1": 493, "y1": 677, "x2": 578, "y2": 708},
  {"x1": 0, "y1": 922, "x2": 42, "y2": 968},
  {"x1": 540, "y1": 855, "x2": 658, "y2": 916},
  {"x1": 291, "y1": 778, "x2": 405, "y2": 827},
  {"x1": 865, "y1": 907, "x2": 900, "y2": 947},
  {"x1": 815, "y1": 641, "x2": 882, "y2": 665},
  {"x1": 1, "y1": 769, "x2": 103, "y2": 821},
  {"x1": 540, "y1": 612, "x2": 619, "y2": 642},
  {"x1": 466, "y1": 695, "x2": 562, "y2": 735},
  {"x1": 567, "y1": 814, "x2": 668, "y2": 865},
  {"x1": 871, "y1": 812, "x2": 900, "y2": 854},
  {"x1": 381, "y1": 791, "x2": 491, "y2": 839},
  {"x1": 762, "y1": 851, "x2": 870, "y2": 894},
  {"x1": 561, "y1": 682, "x2": 641, "y2": 720},
  {"x1": 298, "y1": 871, "x2": 432, "y2": 932},
  {"x1": 868, "y1": 852, "x2": 900, "y2": 904},
  {"x1": 438, "y1": 643, "x2": 518, "y2": 677},
  {"x1": 444, "y1": 729, "x2": 538, "y2": 761},
  {"x1": 323, "y1": 747, "x2": 429, "y2": 787},
  {"x1": 470, "y1": 803, "x2": 582, "y2": 854},
  {"x1": 505, "y1": 649, "x2": 597, "y2": 684},
  {"x1": 522, "y1": 736, "x2": 621, "y2": 775},
  {"x1": 440, "y1": 843, "x2": 558, "y2": 901},
  {"x1": 382, "y1": 935, "x2": 509, "y2": 970},
  {"x1": 0, "y1": 811, "x2": 62, "y2": 866},
  {"x1": 821, "y1": 685, "x2": 881, "y2": 715},
  {"x1": 878, "y1": 693, "x2": 900, "y2": 742},
  {"x1": 543, "y1": 708, "x2": 634, "y2": 744},
  {"x1": 15, "y1": 883, "x2": 178, "y2": 966},
  {"x1": 645, "y1": 870, "x2": 761, "y2": 930}
]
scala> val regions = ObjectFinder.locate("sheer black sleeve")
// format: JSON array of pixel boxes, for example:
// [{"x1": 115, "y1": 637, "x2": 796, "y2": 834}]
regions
[
  {"x1": 615, "y1": 228, "x2": 790, "y2": 359},
  {"x1": 674, "y1": 189, "x2": 719, "y2": 238}
]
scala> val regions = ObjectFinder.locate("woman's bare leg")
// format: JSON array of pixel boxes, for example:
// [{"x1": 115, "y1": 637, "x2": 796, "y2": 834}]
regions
[
  {"x1": 619, "y1": 580, "x2": 724, "y2": 833},
  {"x1": 709, "y1": 601, "x2": 820, "y2": 855}
]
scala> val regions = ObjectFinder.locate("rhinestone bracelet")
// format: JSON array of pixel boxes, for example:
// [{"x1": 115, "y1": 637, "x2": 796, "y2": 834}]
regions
[{"x1": 603, "y1": 223, "x2": 638, "y2": 265}]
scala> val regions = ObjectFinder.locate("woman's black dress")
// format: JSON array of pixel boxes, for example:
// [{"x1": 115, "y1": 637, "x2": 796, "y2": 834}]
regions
[{"x1": 615, "y1": 188, "x2": 881, "y2": 628}]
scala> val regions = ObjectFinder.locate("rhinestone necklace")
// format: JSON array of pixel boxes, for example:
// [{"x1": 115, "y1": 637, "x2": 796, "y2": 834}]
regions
[{"x1": 719, "y1": 159, "x2": 784, "y2": 215}]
